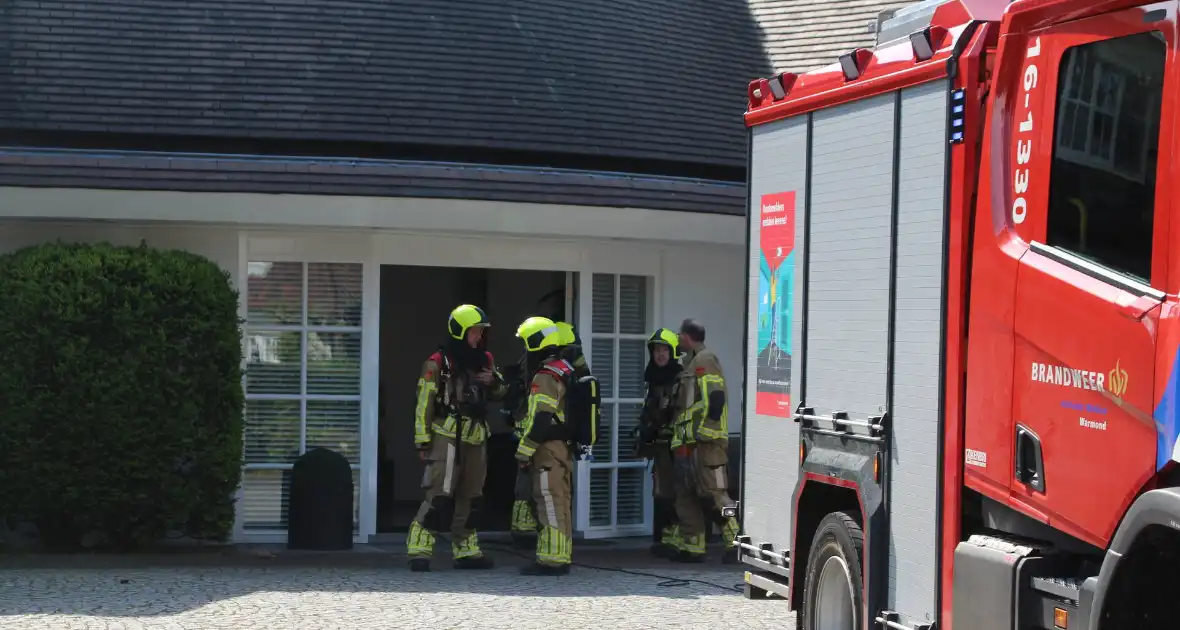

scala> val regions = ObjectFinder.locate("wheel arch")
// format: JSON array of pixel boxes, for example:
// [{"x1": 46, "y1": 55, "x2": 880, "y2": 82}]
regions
[
  {"x1": 791, "y1": 475, "x2": 866, "y2": 612},
  {"x1": 1090, "y1": 486, "x2": 1180, "y2": 630}
]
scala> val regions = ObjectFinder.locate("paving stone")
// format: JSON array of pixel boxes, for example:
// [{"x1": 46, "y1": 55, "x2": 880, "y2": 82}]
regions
[{"x1": 0, "y1": 562, "x2": 796, "y2": 629}]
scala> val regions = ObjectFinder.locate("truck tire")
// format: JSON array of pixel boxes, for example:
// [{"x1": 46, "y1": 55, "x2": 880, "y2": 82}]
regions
[{"x1": 800, "y1": 511, "x2": 864, "y2": 630}]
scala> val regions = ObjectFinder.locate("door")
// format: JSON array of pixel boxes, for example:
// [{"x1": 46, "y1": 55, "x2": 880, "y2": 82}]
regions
[
  {"x1": 1010, "y1": 7, "x2": 1172, "y2": 548},
  {"x1": 575, "y1": 272, "x2": 655, "y2": 538}
]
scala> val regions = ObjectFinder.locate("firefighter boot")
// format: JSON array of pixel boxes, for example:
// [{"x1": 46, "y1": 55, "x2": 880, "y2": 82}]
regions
[
  {"x1": 452, "y1": 530, "x2": 495, "y2": 570},
  {"x1": 649, "y1": 499, "x2": 679, "y2": 559}
]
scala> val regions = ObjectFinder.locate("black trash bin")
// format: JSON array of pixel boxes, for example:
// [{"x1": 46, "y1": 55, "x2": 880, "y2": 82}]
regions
[{"x1": 288, "y1": 447, "x2": 354, "y2": 550}]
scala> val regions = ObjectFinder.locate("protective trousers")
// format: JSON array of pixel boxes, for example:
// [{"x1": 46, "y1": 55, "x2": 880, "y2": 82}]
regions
[
  {"x1": 652, "y1": 445, "x2": 681, "y2": 548},
  {"x1": 511, "y1": 464, "x2": 538, "y2": 537},
  {"x1": 407, "y1": 432, "x2": 488, "y2": 559},
  {"x1": 530, "y1": 440, "x2": 574, "y2": 567},
  {"x1": 672, "y1": 440, "x2": 739, "y2": 556}
]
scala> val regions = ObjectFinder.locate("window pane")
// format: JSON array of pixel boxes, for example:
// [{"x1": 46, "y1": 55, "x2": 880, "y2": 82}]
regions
[
  {"x1": 618, "y1": 339, "x2": 646, "y2": 399},
  {"x1": 618, "y1": 275, "x2": 648, "y2": 334},
  {"x1": 1048, "y1": 32, "x2": 1164, "y2": 283},
  {"x1": 592, "y1": 403, "x2": 616, "y2": 463},
  {"x1": 240, "y1": 468, "x2": 356, "y2": 532},
  {"x1": 617, "y1": 468, "x2": 646, "y2": 526},
  {"x1": 617, "y1": 403, "x2": 644, "y2": 461},
  {"x1": 306, "y1": 400, "x2": 361, "y2": 465},
  {"x1": 245, "y1": 331, "x2": 302, "y2": 394},
  {"x1": 247, "y1": 261, "x2": 303, "y2": 326},
  {"x1": 308, "y1": 263, "x2": 363, "y2": 327},
  {"x1": 590, "y1": 338, "x2": 615, "y2": 399},
  {"x1": 241, "y1": 468, "x2": 291, "y2": 530},
  {"x1": 244, "y1": 400, "x2": 301, "y2": 464},
  {"x1": 307, "y1": 331, "x2": 362, "y2": 396},
  {"x1": 592, "y1": 273, "x2": 615, "y2": 333},
  {"x1": 589, "y1": 468, "x2": 612, "y2": 527}
]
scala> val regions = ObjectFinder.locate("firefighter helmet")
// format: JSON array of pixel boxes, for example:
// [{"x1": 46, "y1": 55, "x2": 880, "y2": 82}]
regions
[
  {"x1": 555, "y1": 321, "x2": 579, "y2": 346},
  {"x1": 448, "y1": 304, "x2": 490, "y2": 341},
  {"x1": 516, "y1": 316, "x2": 562, "y2": 352},
  {"x1": 647, "y1": 327, "x2": 681, "y2": 359}
]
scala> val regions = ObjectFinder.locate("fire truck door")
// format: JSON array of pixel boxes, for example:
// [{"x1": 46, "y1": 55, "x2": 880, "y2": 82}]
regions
[{"x1": 1009, "y1": 11, "x2": 1172, "y2": 548}]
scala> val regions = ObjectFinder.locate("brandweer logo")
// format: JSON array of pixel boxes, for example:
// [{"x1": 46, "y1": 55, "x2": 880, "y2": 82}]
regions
[{"x1": 1109, "y1": 359, "x2": 1129, "y2": 399}]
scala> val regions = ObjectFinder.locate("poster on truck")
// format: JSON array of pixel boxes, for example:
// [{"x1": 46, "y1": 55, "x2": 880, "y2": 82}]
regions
[{"x1": 755, "y1": 191, "x2": 796, "y2": 418}]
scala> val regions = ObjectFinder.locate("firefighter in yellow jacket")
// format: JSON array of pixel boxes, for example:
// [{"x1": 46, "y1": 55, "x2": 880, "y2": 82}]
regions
[
  {"x1": 509, "y1": 320, "x2": 585, "y2": 547},
  {"x1": 669, "y1": 318, "x2": 740, "y2": 563},
  {"x1": 638, "y1": 328, "x2": 684, "y2": 559},
  {"x1": 407, "y1": 304, "x2": 508, "y2": 572},
  {"x1": 514, "y1": 316, "x2": 576, "y2": 576}
]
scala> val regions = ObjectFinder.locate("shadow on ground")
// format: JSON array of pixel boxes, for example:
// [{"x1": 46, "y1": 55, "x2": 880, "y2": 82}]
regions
[{"x1": 0, "y1": 536, "x2": 756, "y2": 618}]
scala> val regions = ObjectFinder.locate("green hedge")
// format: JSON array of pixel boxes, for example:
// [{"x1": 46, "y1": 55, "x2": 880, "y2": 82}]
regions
[{"x1": 0, "y1": 241, "x2": 244, "y2": 549}]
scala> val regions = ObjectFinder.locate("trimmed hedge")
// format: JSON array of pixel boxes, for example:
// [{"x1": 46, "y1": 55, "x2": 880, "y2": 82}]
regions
[{"x1": 0, "y1": 241, "x2": 244, "y2": 549}]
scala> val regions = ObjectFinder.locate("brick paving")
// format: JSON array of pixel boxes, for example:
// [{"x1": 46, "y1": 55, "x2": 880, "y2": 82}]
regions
[{"x1": 0, "y1": 547, "x2": 797, "y2": 629}]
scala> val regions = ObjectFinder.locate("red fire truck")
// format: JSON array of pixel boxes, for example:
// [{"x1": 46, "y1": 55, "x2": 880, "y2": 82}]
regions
[{"x1": 734, "y1": 0, "x2": 1180, "y2": 628}]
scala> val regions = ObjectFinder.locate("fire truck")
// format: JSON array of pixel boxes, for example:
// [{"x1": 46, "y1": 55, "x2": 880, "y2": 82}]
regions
[{"x1": 733, "y1": 0, "x2": 1180, "y2": 628}]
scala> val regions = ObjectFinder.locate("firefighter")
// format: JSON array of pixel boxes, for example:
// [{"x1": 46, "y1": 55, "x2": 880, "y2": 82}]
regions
[
  {"x1": 504, "y1": 354, "x2": 538, "y2": 549},
  {"x1": 669, "y1": 318, "x2": 739, "y2": 564},
  {"x1": 637, "y1": 327, "x2": 683, "y2": 559},
  {"x1": 514, "y1": 316, "x2": 576, "y2": 575},
  {"x1": 406, "y1": 304, "x2": 508, "y2": 572},
  {"x1": 510, "y1": 320, "x2": 588, "y2": 548}
]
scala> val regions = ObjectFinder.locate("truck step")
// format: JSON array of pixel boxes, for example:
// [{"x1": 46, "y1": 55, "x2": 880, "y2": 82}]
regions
[
  {"x1": 743, "y1": 570, "x2": 790, "y2": 600},
  {"x1": 735, "y1": 536, "x2": 791, "y2": 580},
  {"x1": 1030, "y1": 576, "x2": 1082, "y2": 602}
]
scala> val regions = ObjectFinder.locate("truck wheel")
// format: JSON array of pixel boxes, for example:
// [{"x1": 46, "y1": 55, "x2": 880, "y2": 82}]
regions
[{"x1": 801, "y1": 511, "x2": 864, "y2": 630}]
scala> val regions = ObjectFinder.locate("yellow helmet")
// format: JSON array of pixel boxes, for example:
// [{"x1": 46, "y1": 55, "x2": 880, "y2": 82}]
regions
[
  {"x1": 516, "y1": 316, "x2": 562, "y2": 352},
  {"x1": 448, "y1": 304, "x2": 490, "y2": 341},
  {"x1": 647, "y1": 327, "x2": 681, "y2": 359},
  {"x1": 555, "y1": 321, "x2": 578, "y2": 346}
]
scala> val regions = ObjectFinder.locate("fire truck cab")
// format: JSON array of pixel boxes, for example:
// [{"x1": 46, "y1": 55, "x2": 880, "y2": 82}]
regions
[{"x1": 736, "y1": 0, "x2": 1180, "y2": 628}]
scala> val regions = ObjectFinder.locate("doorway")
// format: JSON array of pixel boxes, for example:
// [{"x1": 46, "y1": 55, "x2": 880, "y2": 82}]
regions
[{"x1": 375, "y1": 265, "x2": 571, "y2": 533}]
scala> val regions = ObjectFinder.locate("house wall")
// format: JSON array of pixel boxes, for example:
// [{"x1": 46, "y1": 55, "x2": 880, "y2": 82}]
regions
[
  {"x1": 0, "y1": 221, "x2": 241, "y2": 287},
  {"x1": 0, "y1": 214, "x2": 745, "y2": 541},
  {"x1": 661, "y1": 243, "x2": 747, "y2": 435}
]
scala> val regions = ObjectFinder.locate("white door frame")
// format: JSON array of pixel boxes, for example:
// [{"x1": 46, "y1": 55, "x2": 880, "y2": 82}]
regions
[
  {"x1": 573, "y1": 271, "x2": 658, "y2": 539},
  {"x1": 238, "y1": 228, "x2": 661, "y2": 543}
]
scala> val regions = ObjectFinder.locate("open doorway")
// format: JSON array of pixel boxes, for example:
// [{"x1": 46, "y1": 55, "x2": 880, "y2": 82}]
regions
[{"x1": 376, "y1": 265, "x2": 571, "y2": 533}]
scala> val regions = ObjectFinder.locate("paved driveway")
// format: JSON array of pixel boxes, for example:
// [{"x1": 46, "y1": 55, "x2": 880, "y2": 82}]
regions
[{"x1": 0, "y1": 561, "x2": 797, "y2": 629}]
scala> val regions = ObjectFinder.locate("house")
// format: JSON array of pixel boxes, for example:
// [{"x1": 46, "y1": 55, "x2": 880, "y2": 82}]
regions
[{"x1": 0, "y1": 0, "x2": 917, "y2": 544}]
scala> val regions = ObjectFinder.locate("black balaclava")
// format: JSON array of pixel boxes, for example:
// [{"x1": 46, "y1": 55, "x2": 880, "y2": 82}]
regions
[
  {"x1": 644, "y1": 344, "x2": 681, "y2": 386},
  {"x1": 446, "y1": 334, "x2": 489, "y2": 373}
]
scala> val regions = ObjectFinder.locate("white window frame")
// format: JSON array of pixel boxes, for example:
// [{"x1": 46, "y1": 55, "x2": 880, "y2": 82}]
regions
[
  {"x1": 239, "y1": 260, "x2": 364, "y2": 538},
  {"x1": 576, "y1": 272, "x2": 656, "y2": 539}
]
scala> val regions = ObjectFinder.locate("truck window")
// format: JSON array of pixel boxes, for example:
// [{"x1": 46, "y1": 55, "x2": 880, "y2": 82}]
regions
[{"x1": 1046, "y1": 31, "x2": 1165, "y2": 284}]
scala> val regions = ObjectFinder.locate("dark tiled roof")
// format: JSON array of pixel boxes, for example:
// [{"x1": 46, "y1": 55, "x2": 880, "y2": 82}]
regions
[
  {"x1": 0, "y1": 148, "x2": 745, "y2": 214},
  {"x1": 748, "y1": 0, "x2": 916, "y2": 74},
  {"x1": 0, "y1": 0, "x2": 772, "y2": 169}
]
